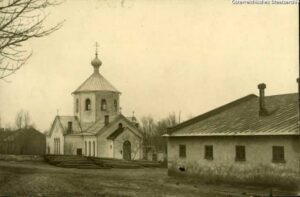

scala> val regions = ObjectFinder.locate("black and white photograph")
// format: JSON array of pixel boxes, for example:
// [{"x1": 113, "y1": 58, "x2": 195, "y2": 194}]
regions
[{"x1": 0, "y1": 0, "x2": 299, "y2": 196}]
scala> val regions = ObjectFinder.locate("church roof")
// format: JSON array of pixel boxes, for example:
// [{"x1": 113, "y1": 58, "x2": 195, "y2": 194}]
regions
[
  {"x1": 57, "y1": 116, "x2": 82, "y2": 134},
  {"x1": 107, "y1": 126, "x2": 124, "y2": 140},
  {"x1": 48, "y1": 114, "x2": 142, "y2": 137},
  {"x1": 84, "y1": 114, "x2": 119, "y2": 134},
  {"x1": 73, "y1": 72, "x2": 120, "y2": 94}
]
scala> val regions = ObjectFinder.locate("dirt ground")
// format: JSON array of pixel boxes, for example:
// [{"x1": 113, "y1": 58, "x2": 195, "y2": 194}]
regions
[{"x1": 0, "y1": 161, "x2": 298, "y2": 197}]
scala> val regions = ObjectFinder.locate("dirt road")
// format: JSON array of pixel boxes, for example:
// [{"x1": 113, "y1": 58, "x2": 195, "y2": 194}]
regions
[{"x1": 0, "y1": 161, "x2": 298, "y2": 197}]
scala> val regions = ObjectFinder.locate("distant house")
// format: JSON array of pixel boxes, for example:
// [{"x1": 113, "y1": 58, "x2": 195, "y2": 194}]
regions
[
  {"x1": 0, "y1": 128, "x2": 46, "y2": 155},
  {"x1": 164, "y1": 83, "x2": 300, "y2": 184},
  {"x1": 46, "y1": 52, "x2": 143, "y2": 160}
]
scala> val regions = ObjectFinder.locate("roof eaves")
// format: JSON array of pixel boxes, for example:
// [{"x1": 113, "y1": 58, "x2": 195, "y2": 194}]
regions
[
  {"x1": 72, "y1": 73, "x2": 94, "y2": 94},
  {"x1": 72, "y1": 90, "x2": 121, "y2": 95},
  {"x1": 166, "y1": 133, "x2": 300, "y2": 137},
  {"x1": 48, "y1": 116, "x2": 60, "y2": 137},
  {"x1": 57, "y1": 116, "x2": 67, "y2": 135},
  {"x1": 119, "y1": 114, "x2": 143, "y2": 136}
]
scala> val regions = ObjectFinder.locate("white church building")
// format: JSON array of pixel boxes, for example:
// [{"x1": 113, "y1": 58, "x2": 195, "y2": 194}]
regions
[{"x1": 46, "y1": 50, "x2": 143, "y2": 160}]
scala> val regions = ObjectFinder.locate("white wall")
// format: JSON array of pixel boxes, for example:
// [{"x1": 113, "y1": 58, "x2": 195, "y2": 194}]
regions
[
  {"x1": 48, "y1": 120, "x2": 64, "y2": 154},
  {"x1": 113, "y1": 128, "x2": 142, "y2": 160},
  {"x1": 167, "y1": 136, "x2": 300, "y2": 178},
  {"x1": 83, "y1": 136, "x2": 97, "y2": 156},
  {"x1": 97, "y1": 118, "x2": 143, "y2": 160},
  {"x1": 64, "y1": 135, "x2": 84, "y2": 155},
  {"x1": 74, "y1": 92, "x2": 96, "y2": 123}
]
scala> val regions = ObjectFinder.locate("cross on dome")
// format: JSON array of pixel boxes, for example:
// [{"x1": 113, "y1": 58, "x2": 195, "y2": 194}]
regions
[
  {"x1": 95, "y1": 42, "x2": 99, "y2": 57},
  {"x1": 91, "y1": 42, "x2": 102, "y2": 72}
]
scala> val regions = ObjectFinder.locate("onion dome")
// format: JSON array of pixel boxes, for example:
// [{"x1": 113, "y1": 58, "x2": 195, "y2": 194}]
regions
[
  {"x1": 91, "y1": 53, "x2": 102, "y2": 73},
  {"x1": 73, "y1": 48, "x2": 120, "y2": 94}
]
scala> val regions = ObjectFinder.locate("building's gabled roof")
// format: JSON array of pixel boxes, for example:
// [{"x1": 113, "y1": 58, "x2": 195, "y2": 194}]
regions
[
  {"x1": 107, "y1": 126, "x2": 124, "y2": 140},
  {"x1": 58, "y1": 116, "x2": 82, "y2": 134},
  {"x1": 107, "y1": 125, "x2": 142, "y2": 140},
  {"x1": 47, "y1": 116, "x2": 82, "y2": 136},
  {"x1": 84, "y1": 114, "x2": 119, "y2": 134},
  {"x1": 48, "y1": 114, "x2": 142, "y2": 137},
  {"x1": 165, "y1": 93, "x2": 299, "y2": 137},
  {"x1": 73, "y1": 72, "x2": 120, "y2": 94},
  {"x1": 0, "y1": 128, "x2": 44, "y2": 141},
  {"x1": 93, "y1": 114, "x2": 143, "y2": 138}
]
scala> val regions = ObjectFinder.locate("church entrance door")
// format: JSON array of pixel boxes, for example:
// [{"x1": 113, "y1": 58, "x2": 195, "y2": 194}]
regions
[
  {"x1": 123, "y1": 141, "x2": 131, "y2": 160},
  {"x1": 77, "y1": 148, "x2": 82, "y2": 155}
]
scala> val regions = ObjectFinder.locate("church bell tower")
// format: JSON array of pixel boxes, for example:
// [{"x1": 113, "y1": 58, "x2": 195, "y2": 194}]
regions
[{"x1": 72, "y1": 44, "x2": 121, "y2": 124}]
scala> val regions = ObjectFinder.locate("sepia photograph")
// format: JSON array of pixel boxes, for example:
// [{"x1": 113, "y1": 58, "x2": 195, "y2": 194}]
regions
[{"x1": 0, "y1": 0, "x2": 299, "y2": 196}]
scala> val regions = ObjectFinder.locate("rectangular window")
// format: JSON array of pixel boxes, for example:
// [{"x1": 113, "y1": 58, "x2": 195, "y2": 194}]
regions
[
  {"x1": 204, "y1": 145, "x2": 213, "y2": 160},
  {"x1": 179, "y1": 145, "x2": 186, "y2": 158},
  {"x1": 272, "y1": 146, "x2": 285, "y2": 162},
  {"x1": 93, "y1": 141, "x2": 95, "y2": 156},
  {"x1": 235, "y1": 145, "x2": 246, "y2": 161},
  {"x1": 57, "y1": 138, "x2": 60, "y2": 155},
  {"x1": 89, "y1": 141, "x2": 91, "y2": 156}
]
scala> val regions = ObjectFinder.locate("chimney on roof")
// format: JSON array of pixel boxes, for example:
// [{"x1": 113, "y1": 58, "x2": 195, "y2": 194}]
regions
[
  {"x1": 257, "y1": 83, "x2": 268, "y2": 116},
  {"x1": 118, "y1": 123, "x2": 123, "y2": 128},
  {"x1": 67, "y1": 121, "x2": 72, "y2": 133},
  {"x1": 105, "y1": 115, "x2": 109, "y2": 126}
]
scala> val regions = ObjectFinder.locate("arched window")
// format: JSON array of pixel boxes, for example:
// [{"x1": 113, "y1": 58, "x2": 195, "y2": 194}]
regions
[
  {"x1": 76, "y1": 99, "x2": 79, "y2": 113},
  {"x1": 101, "y1": 99, "x2": 107, "y2": 111},
  {"x1": 85, "y1": 99, "x2": 91, "y2": 111},
  {"x1": 114, "y1": 100, "x2": 118, "y2": 112}
]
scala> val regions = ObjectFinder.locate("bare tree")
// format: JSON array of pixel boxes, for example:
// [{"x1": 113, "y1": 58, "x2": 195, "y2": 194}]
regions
[
  {"x1": 140, "y1": 116, "x2": 155, "y2": 146},
  {"x1": 15, "y1": 109, "x2": 32, "y2": 129},
  {"x1": 0, "y1": 0, "x2": 64, "y2": 80},
  {"x1": 140, "y1": 113, "x2": 179, "y2": 157}
]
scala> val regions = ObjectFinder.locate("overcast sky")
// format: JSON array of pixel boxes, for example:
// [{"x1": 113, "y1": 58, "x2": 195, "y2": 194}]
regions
[{"x1": 0, "y1": 0, "x2": 298, "y2": 132}]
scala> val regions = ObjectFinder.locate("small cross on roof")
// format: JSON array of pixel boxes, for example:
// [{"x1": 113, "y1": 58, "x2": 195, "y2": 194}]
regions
[{"x1": 95, "y1": 42, "x2": 99, "y2": 56}]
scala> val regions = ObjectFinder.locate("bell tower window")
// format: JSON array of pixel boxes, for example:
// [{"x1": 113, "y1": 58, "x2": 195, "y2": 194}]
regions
[
  {"x1": 101, "y1": 99, "x2": 107, "y2": 111},
  {"x1": 85, "y1": 99, "x2": 91, "y2": 111},
  {"x1": 76, "y1": 99, "x2": 79, "y2": 113}
]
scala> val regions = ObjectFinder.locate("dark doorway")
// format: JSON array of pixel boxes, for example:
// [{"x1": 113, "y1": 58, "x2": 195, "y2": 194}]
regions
[
  {"x1": 123, "y1": 141, "x2": 131, "y2": 160},
  {"x1": 77, "y1": 148, "x2": 82, "y2": 155}
]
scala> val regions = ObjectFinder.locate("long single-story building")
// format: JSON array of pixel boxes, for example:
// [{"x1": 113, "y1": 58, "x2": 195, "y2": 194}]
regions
[
  {"x1": 164, "y1": 83, "x2": 300, "y2": 185},
  {"x1": 0, "y1": 128, "x2": 46, "y2": 155}
]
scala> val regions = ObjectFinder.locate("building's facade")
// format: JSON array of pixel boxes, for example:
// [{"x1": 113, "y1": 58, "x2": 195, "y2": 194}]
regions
[
  {"x1": 164, "y1": 83, "x2": 300, "y2": 185},
  {"x1": 46, "y1": 51, "x2": 143, "y2": 160},
  {"x1": 0, "y1": 128, "x2": 46, "y2": 155}
]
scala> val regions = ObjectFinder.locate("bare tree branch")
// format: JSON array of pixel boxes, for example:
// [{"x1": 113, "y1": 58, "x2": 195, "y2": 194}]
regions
[
  {"x1": 15, "y1": 109, "x2": 31, "y2": 129},
  {"x1": 0, "y1": 0, "x2": 64, "y2": 80}
]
